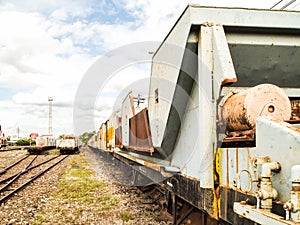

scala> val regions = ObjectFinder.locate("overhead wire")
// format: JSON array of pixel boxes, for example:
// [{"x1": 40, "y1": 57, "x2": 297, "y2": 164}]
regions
[
  {"x1": 270, "y1": 0, "x2": 298, "y2": 9},
  {"x1": 280, "y1": 0, "x2": 297, "y2": 9},
  {"x1": 270, "y1": 0, "x2": 285, "y2": 9}
]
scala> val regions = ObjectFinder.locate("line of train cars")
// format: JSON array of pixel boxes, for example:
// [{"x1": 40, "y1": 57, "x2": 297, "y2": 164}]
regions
[
  {"x1": 27, "y1": 134, "x2": 79, "y2": 154},
  {"x1": 89, "y1": 6, "x2": 300, "y2": 225}
]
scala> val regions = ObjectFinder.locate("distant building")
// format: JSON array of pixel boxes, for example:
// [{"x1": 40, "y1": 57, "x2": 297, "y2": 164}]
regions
[{"x1": 29, "y1": 133, "x2": 39, "y2": 140}]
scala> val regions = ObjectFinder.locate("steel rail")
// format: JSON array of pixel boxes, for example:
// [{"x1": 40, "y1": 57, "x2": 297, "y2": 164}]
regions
[
  {"x1": 0, "y1": 154, "x2": 61, "y2": 185},
  {"x1": 0, "y1": 155, "x2": 30, "y2": 175},
  {"x1": 0, "y1": 155, "x2": 68, "y2": 203},
  {"x1": 0, "y1": 155, "x2": 38, "y2": 193},
  {"x1": 0, "y1": 147, "x2": 23, "y2": 152}
]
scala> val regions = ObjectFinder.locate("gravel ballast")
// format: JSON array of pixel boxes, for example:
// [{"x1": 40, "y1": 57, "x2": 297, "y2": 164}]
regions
[{"x1": 0, "y1": 148, "x2": 171, "y2": 225}]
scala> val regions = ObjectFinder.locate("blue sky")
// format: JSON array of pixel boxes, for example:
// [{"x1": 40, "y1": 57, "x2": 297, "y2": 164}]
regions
[{"x1": 0, "y1": 0, "x2": 298, "y2": 138}]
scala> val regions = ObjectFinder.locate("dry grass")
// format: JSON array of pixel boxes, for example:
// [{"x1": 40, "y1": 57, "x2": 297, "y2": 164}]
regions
[{"x1": 32, "y1": 155, "x2": 123, "y2": 224}]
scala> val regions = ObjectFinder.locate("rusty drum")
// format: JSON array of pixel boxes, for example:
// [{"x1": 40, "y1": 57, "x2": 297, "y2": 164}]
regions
[{"x1": 220, "y1": 84, "x2": 291, "y2": 135}]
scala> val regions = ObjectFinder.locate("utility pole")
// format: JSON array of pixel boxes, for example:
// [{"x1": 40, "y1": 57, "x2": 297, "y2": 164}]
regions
[
  {"x1": 133, "y1": 94, "x2": 145, "y2": 109},
  {"x1": 48, "y1": 96, "x2": 53, "y2": 135}
]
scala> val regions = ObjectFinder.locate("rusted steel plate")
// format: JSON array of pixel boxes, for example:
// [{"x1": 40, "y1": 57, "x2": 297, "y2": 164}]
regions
[
  {"x1": 129, "y1": 108, "x2": 154, "y2": 154},
  {"x1": 115, "y1": 126, "x2": 122, "y2": 148},
  {"x1": 115, "y1": 151, "x2": 161, "y2": 172}
]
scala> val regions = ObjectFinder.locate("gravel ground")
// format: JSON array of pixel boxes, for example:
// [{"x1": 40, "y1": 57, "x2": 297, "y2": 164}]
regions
[
  {"x1": 0, "y1": 148, "x2": 171, "y2": 225},
  {"x1": 0, "y1": 150, "x2": 73, "y2": 225}
]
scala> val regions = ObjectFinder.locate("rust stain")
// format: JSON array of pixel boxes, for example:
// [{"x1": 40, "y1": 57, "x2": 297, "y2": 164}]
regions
[
  {"x1": 129, "y1": 108, "x2": 153, "y2": 154},
  {"x1": 220, "y1": 84, "x2": 291, "y2": 138},
  {"x1": 116, "y1": 151, "x2": 161, "y2": 172},
  {"x1": 221, "y1": 77, "x2": 237, "y2": 86},
  {"x1": 182, "y1": 173, "x2": 201, "y2": 182},
  {"x1": 115, "y1": 126, "x2": 122, "y2": 148}
]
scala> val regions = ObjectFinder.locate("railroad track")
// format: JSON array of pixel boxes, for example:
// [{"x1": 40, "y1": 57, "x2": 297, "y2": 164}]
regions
[
  {"x1": 0, "y1": 146, "x2": 24, "y2": 152},
  {"x1": 0, "y1": 155, "x2": 30, "y2": 175},
  {"x1": 88, "y1": 146, "x2": 206, "y2": 224},
  {"x1": 0, "y1": 154, "x2": 68, "y2": 203}
]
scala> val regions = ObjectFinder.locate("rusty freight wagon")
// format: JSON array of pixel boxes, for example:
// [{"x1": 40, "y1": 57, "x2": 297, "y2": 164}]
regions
[{"x1": 89, "y1": 5, "x2": 300, "y2": 225}]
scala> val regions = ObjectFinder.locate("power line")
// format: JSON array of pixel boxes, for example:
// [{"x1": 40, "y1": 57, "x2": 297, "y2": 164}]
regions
[
  {"x1": 281, "y1": 0, "x2": 297, "y2": 9},
  {"x1": 270, "y1": 0, "x2": 285, "y2": 9},
  {"x1": 270, "y1": 0, "x2": 298, "y2": 9}
]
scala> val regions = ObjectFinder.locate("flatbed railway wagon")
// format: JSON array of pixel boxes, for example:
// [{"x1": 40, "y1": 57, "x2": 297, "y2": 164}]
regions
[
  {"x1": 91, "y1": 5, "x2": 300, "y2": 225},
  {"x1": 27, "y1": 135, "x2": 56, "y2": 154}
]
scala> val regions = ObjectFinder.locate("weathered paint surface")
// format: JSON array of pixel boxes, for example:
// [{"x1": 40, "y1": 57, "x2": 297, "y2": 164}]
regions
[
  {"x1": 220, "y1": 84, "x2": 291, "y2": 135},
  {"x1": 219, "y1": 118, "x2": 300, "y2": 223},
  {"x1": 92, "y1": 5, "x2": 300, "y2": 225},
  {"x1": 107, "y1": 127, "x2": 114, "y2": 141},
  {"x1": 255, "y1": 117, "x2": 300, "y2": 202},
  {"x1": 234, "y1": 203, "x2": 298, "y2": 225},
  {"x1": 122, "y1": 92, "x2": 135, "y2": 147}
]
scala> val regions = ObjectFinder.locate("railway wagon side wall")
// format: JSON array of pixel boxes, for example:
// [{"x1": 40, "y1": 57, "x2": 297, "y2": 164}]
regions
[{"x1": 94, "y1": 5, "x2": 300, "y2": 225}]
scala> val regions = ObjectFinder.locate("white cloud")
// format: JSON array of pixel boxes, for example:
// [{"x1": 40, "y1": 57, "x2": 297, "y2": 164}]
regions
[
  {"x1": 0, "y1": 0, "x2": 295, "y2": 137},
  {"x1": 0, "y1": 4, "x2": 97, "y2": 137},
  {"x1": 0, "y1": 0, "x2": 95, "y2": 18}
]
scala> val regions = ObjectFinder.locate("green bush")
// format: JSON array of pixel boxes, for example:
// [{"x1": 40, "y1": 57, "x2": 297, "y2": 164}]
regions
[
  {"x1": 14, "y1": 138, "x2": 36, "y2": 146},
  {"x1": 79, "y1": 131, "x2": 95, "y2": 145}
]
